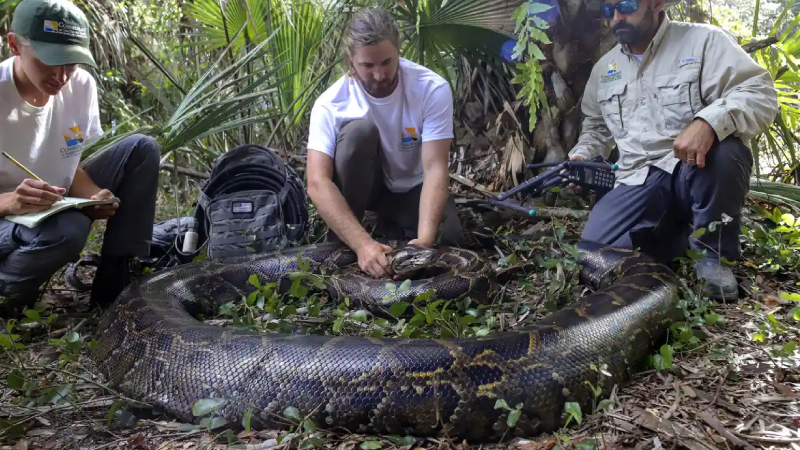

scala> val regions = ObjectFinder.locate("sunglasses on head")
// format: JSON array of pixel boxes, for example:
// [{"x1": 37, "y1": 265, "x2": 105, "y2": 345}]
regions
[{"x1": 601, "y1": 0, "x2": 641, "y2": 18}]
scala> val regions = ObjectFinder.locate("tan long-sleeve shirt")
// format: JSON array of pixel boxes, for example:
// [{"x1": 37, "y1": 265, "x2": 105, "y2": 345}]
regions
[{"x1": 569, "y1": 17, "x2": 779, "y2": 186}]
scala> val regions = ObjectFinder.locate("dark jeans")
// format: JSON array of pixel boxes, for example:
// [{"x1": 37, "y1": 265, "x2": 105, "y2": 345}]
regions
[
  {"x1": 326, "y1": 119, "x2": 464, "y2": 246},
  {"x1": 582, "y1": 136, "x2": 753, "y2": 263},
  {"x1": 0, "y1": 134, "x2": 160, "y2": 300}
]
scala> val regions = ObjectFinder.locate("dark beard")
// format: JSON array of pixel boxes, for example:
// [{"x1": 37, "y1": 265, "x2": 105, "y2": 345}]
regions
[
  {"x1": 612, "y1": 22, "x2": 643, "y2": 45},
  {"x1": 357, "y1": 74, "x2": 398, "y2": 98},
  {"x1": 611, "y1": 6, "x2": 653, "y2": 47}
]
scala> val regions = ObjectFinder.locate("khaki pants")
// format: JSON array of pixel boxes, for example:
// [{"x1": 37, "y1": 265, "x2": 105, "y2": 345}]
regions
[{"x1": 326, "y1": 119, "x2": 464, "y2": 246}]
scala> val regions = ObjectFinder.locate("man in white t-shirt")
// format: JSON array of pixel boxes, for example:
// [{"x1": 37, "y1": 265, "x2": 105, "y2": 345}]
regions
[
  {"x1": 306, "y1": 7, "x2": 463, "y2": 279},
  {"x1": 0, "y1": 0, "x2": 160, "y2": 314}
]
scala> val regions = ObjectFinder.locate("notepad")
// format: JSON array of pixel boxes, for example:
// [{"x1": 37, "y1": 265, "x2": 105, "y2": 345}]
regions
[{"x1": 5, "y1": 196, "x2": 120, "y2": 228}]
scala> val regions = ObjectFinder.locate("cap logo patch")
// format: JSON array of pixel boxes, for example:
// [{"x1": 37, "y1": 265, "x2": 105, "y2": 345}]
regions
[{"x1": 42, "y1": 20, "x2": 87, "y2": 38}]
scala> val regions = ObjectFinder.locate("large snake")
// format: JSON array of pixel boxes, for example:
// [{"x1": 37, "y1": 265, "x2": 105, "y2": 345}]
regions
[{"x1": 93, "y1": 240, "x2": 682, "y2": 441}]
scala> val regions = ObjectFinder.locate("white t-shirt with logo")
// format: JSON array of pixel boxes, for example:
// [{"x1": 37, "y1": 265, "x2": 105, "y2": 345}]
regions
[
  {"x1": 307, "y1": 58, "x2": 453, "y2": 193},
  {"x1": 0, "y1": 56, "x2": 102, "y2": 193}
]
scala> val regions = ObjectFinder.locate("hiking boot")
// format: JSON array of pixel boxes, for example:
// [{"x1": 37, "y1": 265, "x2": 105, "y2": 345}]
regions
[
  {"x1": 90, "y1": 256, "x2": 133, "y2": 308},
  {"x1": 695, "y1": 259, "x2": 739, "y2": 301}
]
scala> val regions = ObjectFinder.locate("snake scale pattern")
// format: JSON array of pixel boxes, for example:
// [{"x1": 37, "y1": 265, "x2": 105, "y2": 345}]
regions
[{"x1": 93, "y1": 240, "x2": 682, "y2": 441}]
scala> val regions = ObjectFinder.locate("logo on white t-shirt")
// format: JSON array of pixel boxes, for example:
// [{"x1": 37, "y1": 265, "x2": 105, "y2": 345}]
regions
[
  {"x1": 60, "y1": 126, "x2": 84, "y2": 158},
  {"x1": 399, "y1": 126, "x2": 420, "y2": 151}
]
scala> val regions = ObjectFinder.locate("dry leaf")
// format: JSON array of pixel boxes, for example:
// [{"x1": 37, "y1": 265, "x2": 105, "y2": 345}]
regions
[
  {"x1": 681, "y1": 384, "x2": 697, "y2": 398},
  {"x1": 518, "y1": 437, "x2": 557, "y2": 450},
  {"x1": 765, "y1": 295, "x2": 780, "y2": 307}
]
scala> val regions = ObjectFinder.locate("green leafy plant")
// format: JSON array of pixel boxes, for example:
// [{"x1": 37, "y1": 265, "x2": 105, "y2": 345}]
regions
[
  {"x1": 511, "y1": 1, "x2": 553, "y2": 131},
  {"x1": 80, "y1": 22, "x2": 285, "y2": 165}
]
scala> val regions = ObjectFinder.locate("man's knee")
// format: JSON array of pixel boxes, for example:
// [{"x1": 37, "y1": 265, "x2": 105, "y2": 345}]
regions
[
  {"x1": 705, "y1": 136, "x2": 753, "y2": 179},
  {"x1": 336, "y1": 119, "x2": 380, "y2": 161},
  {"x1": 29, "y1": 211, "x2": 91, "y2": 260},
  {"x1": 0, "y1": 211, "x2": 91, "y2": 296},
  {"x1": 127, "y1": 134, "x2": 161, "y2": 171},
  {"x1": 581, "y1": 194, "x2": 625, "y2": 246}
]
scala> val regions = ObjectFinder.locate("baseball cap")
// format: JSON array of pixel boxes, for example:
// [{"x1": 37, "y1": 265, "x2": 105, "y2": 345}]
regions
[{"x1": 11, "y1": 0, "x2": 97, "y2": 69}]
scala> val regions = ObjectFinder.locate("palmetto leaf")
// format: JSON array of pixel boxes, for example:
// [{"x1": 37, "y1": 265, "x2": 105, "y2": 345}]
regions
[
  {"x1": 184, "y1": 0, "x2": 269, "y2": 53},
  {"x1": 81, "y1": 21, "x2": 285, "y2": 161},
  {"x1": 371, "y1": 0, "x2": 526, "y2": 114},
  {"x1": 186, "y1": 0, "x2": 350, "y2": 140},
  {"x1": 390, "y1": 0, "x2": 523, "y2": 84}
]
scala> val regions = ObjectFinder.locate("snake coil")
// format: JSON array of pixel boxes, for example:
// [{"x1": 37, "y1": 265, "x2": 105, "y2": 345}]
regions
[{"x1": 93, "y1": 240, "x2": 681, "y2": 441}]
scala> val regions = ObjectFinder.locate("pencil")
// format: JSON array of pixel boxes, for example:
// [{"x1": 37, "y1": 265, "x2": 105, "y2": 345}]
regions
[{"x1": 1, "y1": 151, "x2": 42, "y2": 181}]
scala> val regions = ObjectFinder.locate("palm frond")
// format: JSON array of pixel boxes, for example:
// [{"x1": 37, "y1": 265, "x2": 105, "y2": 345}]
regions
[
  {"x1": 749, "y1": 178, "x2": 800, "y2": 213},
  {"x1": 81, "y1": 24, "x2": 285, "y2": 162},
  {"x1": 376, "y1": 0, "x2": 525, "y2": 112}
]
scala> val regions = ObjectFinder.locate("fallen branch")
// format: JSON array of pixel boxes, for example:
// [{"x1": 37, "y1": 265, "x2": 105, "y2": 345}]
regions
[
  {"x1": 449, "y1": 173, "x2": 498, "y2": 197},
  {"x1": 160, "y1": 163, "x2": 210, "y2": 180},
  {"x1": 742, "y1": 36, "x2": 778, "y2": 53},
  {"x1": 0, "y1": 363, "x2": 150, "y2": 408},
  {"x1": 662, "y1": 381, "x2": 682, "y2": 421},
  {"x1": 612, "y1": 408, "x2": 717, "y2": 450},
  {"x1": 697, "y1": 411, "x2": 757, "y2": 450},
  {"x1": 732, "y1": 433, "x2": 800, "y2": 444}
]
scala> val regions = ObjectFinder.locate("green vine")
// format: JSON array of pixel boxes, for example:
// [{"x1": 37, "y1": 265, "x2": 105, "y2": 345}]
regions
[{"x1": 511, "y1": 2, "x2": 553, "y2": 132}]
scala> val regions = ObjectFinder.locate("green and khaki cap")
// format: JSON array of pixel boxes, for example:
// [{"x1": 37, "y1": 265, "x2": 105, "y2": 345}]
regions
[{"x1": 11, "y1": 0, "x2": 97, "y2": 69}]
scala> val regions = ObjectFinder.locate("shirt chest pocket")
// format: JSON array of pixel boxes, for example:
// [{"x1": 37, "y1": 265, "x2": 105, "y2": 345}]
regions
[
  {"x1": 597, "y1": 83, "x2": 629, "y2": 138},
  {"x1": 654, "y1": 67, "x2": 702, "y2": 135}
]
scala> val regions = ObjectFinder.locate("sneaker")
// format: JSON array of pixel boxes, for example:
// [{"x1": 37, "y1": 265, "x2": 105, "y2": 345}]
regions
[
  {"x1": 695, "y1": 259, "x2": 739, "y2": 301},
  {"x1": 90, "y1": 256, "x2": 133, "y2": 308}
]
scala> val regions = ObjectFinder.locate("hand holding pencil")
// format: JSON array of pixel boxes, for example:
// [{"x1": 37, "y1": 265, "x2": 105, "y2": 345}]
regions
[{"x1": 0, "y1": 152, "x2": 65, "y2": 216}]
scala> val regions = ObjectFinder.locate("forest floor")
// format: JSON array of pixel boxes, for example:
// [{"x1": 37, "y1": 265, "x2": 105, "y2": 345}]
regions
[{"x1": 0, "y1": 168, "x2": 799, "y2": 450}]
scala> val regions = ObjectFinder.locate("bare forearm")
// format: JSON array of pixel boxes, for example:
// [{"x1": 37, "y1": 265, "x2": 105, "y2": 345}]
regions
[
  {"x1": 309, "y1": 179, "x2": 371, "y2": 251},
  {"x1": 68, "y1": 168, "x2": 103, "y2": 198},
  {"x1": 417, "y1": 168, "x2": 449, "y2": 245},
  {"x1": 0, "y1": 192, "x2": 13, "y2": 217}
]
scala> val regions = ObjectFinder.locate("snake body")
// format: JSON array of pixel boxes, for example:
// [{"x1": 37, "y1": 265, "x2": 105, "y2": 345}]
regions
[{"x1": 93, "y1": 240, "x2": 681, "y2": 441}]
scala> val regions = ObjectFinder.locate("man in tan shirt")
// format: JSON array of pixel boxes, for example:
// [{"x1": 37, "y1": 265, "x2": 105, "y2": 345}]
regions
[{"x1": 569, "y1": 0, "x2": 778, "y2": 301}]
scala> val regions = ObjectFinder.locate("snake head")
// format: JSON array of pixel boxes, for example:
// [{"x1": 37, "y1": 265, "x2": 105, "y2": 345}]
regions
[{"x1": 390, "y1": 245, "x2": 438, "y2": 276}]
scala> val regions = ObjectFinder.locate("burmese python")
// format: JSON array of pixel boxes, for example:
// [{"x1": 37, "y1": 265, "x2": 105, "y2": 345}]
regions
[{"x1": 93, "y1": 240, "x2": 682, "y2": 441}]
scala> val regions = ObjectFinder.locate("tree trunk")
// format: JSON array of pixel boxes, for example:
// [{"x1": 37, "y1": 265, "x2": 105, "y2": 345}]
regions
[{"x1": 532, "y1": 0, "x2": 615, "y2": 164}]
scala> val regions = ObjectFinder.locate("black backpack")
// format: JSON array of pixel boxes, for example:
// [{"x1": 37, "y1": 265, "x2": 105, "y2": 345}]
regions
[
  {"x1": 192, "y1": 144, "x2": 309, "y2": 260},
  {"x1": 65, "y1": 144, "x2": 309, "y2": 291}
]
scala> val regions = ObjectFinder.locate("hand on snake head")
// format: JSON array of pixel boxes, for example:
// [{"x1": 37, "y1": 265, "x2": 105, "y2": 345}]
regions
[
  {"x1": 389, "y1": 242, "x2": 437, "y2": 280},
  {"x1": 356, "y1": 239, "x2": 395, "y2": 279}
]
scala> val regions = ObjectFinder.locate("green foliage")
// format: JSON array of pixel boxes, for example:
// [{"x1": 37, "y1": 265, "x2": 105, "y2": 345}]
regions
[
  {"x1": 185, "y1": 0, "x2": 349, "y2": 141},
  {"x1": 511, "y1": 1, "x2": 552, "y2": 131},
  {"x1": 739, "y1": 1, "x2": 800, "y2": 181},
  {"x1": 80, "y1": 23, "x2": 285, "y2": 164},
  {"x1": 389, "y1": 0, "x2": 520, "y2": 90},
  {"x1": 743, "y1": 204, "x2": 800, "y2": 271}
]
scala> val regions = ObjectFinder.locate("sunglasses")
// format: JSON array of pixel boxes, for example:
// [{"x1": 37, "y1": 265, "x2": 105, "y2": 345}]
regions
[{"x1": 601, "y1": 0, "x2": 642, "y2": 18}]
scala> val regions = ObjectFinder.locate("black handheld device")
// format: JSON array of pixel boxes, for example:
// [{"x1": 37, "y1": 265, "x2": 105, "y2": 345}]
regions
[
  {"x1": 562, "y1": 162, "x2": 616, "y2": 194},
  {"x1": 465, "y1": 159, "x2": 618, "y2": 216}
]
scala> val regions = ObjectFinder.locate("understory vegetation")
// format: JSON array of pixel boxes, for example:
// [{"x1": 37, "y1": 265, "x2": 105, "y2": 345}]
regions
[{"x1": 0, "y1": 0, "x2": 799, "y2": 448}]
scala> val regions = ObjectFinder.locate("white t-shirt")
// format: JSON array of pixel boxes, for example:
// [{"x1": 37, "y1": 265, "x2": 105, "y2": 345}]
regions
[
  {"x1": 307, "y1": 58, "x2": 454, "y2": 193},
  {"x1": 0, "y1": 56, "x2": 102, "y2": 194}
]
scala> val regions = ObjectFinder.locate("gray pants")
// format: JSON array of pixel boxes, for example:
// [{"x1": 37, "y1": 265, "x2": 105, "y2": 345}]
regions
[
  {"x1": 327, "y1": 119, "x2": 464, "y2": 246},
  {"x1": 0, "y1": 134, "x2": 160, "y2": 299},
  {"x1": 582, "y1": 136, "x2": 753, "y2": 264}
]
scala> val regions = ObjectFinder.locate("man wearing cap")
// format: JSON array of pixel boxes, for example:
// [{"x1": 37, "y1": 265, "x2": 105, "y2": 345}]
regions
[
  {"x1": 567, "y1": 0, "x2": 778, "y2": 300},
  {"x1": 0, "y1": 0, "x2": 160, "y2": 313}
]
